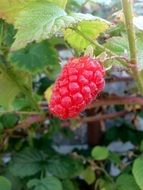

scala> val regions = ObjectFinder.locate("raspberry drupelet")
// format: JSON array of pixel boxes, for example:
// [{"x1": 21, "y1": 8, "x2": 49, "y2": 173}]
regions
[{"x1": 49, "y1": 56, "x2": 105, "y2": 119}]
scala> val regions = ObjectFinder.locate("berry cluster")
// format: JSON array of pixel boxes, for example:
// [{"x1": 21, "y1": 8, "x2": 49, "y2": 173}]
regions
[{"x1": 49, "y1": 56, "x2": 105, "y2": 119}]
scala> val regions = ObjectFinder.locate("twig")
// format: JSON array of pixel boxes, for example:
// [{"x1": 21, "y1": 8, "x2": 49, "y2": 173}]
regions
[
  {"x1": 5, "y1": 115, "x2": 46, "y2": 133},
  {"x1": 106, "y1": 76, "x2": 133, "y2": 83},
  {"x1": 81, "y1": 110, "x2": 128, "y2": 123},
  {"x1": 87, "y1": 95, "x2": 143, "y2": 109},
  {"x1": 40, "y1": 95, "x2": 143, "y2": 111}
]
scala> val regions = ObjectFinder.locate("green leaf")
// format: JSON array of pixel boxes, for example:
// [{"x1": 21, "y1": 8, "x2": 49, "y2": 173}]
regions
[
  {"x1": 0, "y1": 20, "x2": 15, "y2": 47},
  {"x1": 81, "y1": 167, "x2": 96, "y2": 185},
  {"x1": 0, "y1": 67, "x2": 31, "y2": 109},
  {"x1": 68, "y1": 0, "x2": 86, "y2": 7},
  {"x1": 0, "y1": 123, "x2": 4, "y2": 134},
  {"x1": 47, "y1": 0, "x2": 67, "y2": 8},
  {"x1": 98, "y1": 179, "x2": 116, "y2": 190},
  {"x1": 0, "y1": 0, "x2": 32, "y2": 23},
  {"x1": 140, "y1": 140, "x2": 143, "y2": 152},
  {"x1": 10, "y1": 148, "x2": 45, "y2": 177},
  {"x1": 10, "y1": 41, "x2": 59, "y2": 74},
  {"x1": 0, "y1": 68, "x2": 20, "y2": 108},
  {"x1": 104, "y1": 33, "x2": 143, "y2": 70},
  {"x1": 47, "y1": 156, "x2": 83, "y2": 179},
  {"x1": 133, "y1": 157, "x2": 143, "y2": 190},
  {"x1": 62, "y1": 180, "x2": 75, "y2": 190},
  {"x1": 0, "y1": 0, "x2": 68, "y2": 24},
  {"x1": 91, "y1": 146, "x2": 109, "y2": 160},
  {"x1": 12, "y1": 97, "x2": 32, "y2": 111},
  {"x1": 116, "y1": 174, "x2": 140, "y2": 190},
  {"x1": 4, "y1": 171, "x2": 24, "y2": 190},
  {"x1": 104, "y1": 36, "x2": 129, "y2": 55},
  {"x1": 0, "y1": 113, "x2": 18, "y2": 128},
  {"x1": 64, "y1": 13, "x2": 110, "y2": 50},
  {"x1": 108, "y1": 152, "x2": 120, "y2": 165},
  {"x1": 11, "y1": 2, "x2": 75, "y2": 51},
  {"x1": 27, "y1": 177, "x2": 63, "y2": 190},
  {"x1": 0, "y1": 176, "x2": 11, "y2": 190}
]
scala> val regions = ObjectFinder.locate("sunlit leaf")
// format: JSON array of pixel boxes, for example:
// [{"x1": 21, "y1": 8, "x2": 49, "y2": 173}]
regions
[
  {"x1": 0, "y1": 0, "x2": 32, "y2": 23},
  {"x1": 64, "y1": 13, "x2": 110, "y2": 50},
  {"x1": 0, "y1": 67, "x2": 20, "y2": 108},
  {"x1": 91, "y1": 146, "x2": 109, "y2": 160},
  {"x1": 11, "y1": 2, "x2": 75, "y2": 51},
  {"x1": 47, "y1": 0, "x2": 67, "y2": 9},
  {"x1": 81, "y1": 167, "x2": 96, "y2": 185}
]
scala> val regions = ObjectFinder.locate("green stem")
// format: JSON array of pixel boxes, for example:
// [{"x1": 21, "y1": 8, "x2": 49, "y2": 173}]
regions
[
  {"x1": 73, "y1": 28, "x2": 129, "y2": 67},
  {"x1": 73, "y1": 28, "x2": 114, "y2": 56},
  {"x1": 95, "y1": 166, "x2": 114, "y2": 184},
  {"x1": 122, "y1": 0, "x2": 143, "y2": 94},
  {"x1": 122, "y1": 0, "x2": 137, "y2": 62},
  {"x1": 0, "y1": 55, "x2": 40, "y2": 111}
]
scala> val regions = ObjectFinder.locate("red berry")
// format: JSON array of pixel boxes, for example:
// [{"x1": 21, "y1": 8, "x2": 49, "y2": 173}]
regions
[{"x1": 49, "y1": 56, "x2": 105, "y2": 119}]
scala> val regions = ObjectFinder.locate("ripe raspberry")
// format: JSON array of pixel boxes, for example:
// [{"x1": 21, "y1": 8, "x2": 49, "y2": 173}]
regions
[{"x1": 49, "y1": 56, "x2": 105, "y2": 119}]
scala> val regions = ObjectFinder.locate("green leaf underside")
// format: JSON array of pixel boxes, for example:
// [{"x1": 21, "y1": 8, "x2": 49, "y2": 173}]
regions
[
  {"x1": 10, "y1": 41, "x2": 59, "y2": 73},
  {"x1": 0, "y1": 0, "x2": 67, "y2": 24},
  {"x1": 27, "y1": 177, "x2": 63, "y2": 190},
  {"x1": 10, "y1": 148, "x2": 44, "y2": 177},
  {"x1": 0, "y1": 176, "x2": 11, "y2": 190},
  {"x1": 133, "y1": 157, "x2": 143, "y2": 190},
  {"x1": 10, "y1": 2, "x2": 110, "y2": 51},
  {"x1": 47, "y1": 0, "x2": 67, "y2": 8},
  {"x1": 0, "y1": 0, "x2": 31, "y2": 23},
  {"x1": 64, "y1": 13, "x2": 110, "y2": 50},
  {"x1": 91, "y1": 146, "x2": 109, "y2": 160},
  {"x1": 11, "y1": 2, "x2": 76, "y2": 51},
  {"x1": 116, "y1": 174, "x2": 140, "y2": 190},
  {"x1": 104, "y1": 33, "x2": 143, "y2": 69}
]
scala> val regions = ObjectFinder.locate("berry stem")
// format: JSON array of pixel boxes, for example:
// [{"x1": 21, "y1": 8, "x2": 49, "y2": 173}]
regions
[
  {"x1": 122, "y1": 0, "x2": 143, "y2": 94},
  {"x1": 73, "y1": 28, "x2": 128, "y2": 67}
]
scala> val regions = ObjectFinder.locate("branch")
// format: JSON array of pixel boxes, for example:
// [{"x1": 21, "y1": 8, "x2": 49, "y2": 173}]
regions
[
  {"x1": 122, "y1": 0, "x2": 143, "y2": 94},
  {"x1": 5, "y1": 114, "x2": 45, "y2": 133},
  {"x1": 40, "y1": 95, "x2": 143, "y2": 111},
  {"x1": 81, "y1": 110, "x2": 128, "y2": 123},
  {"x1": 87, "y1": 95, "x2": 143, "y2": 109},
  {"x1": 122, "y1": 0, "x2": 137, "y2": 63}
]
